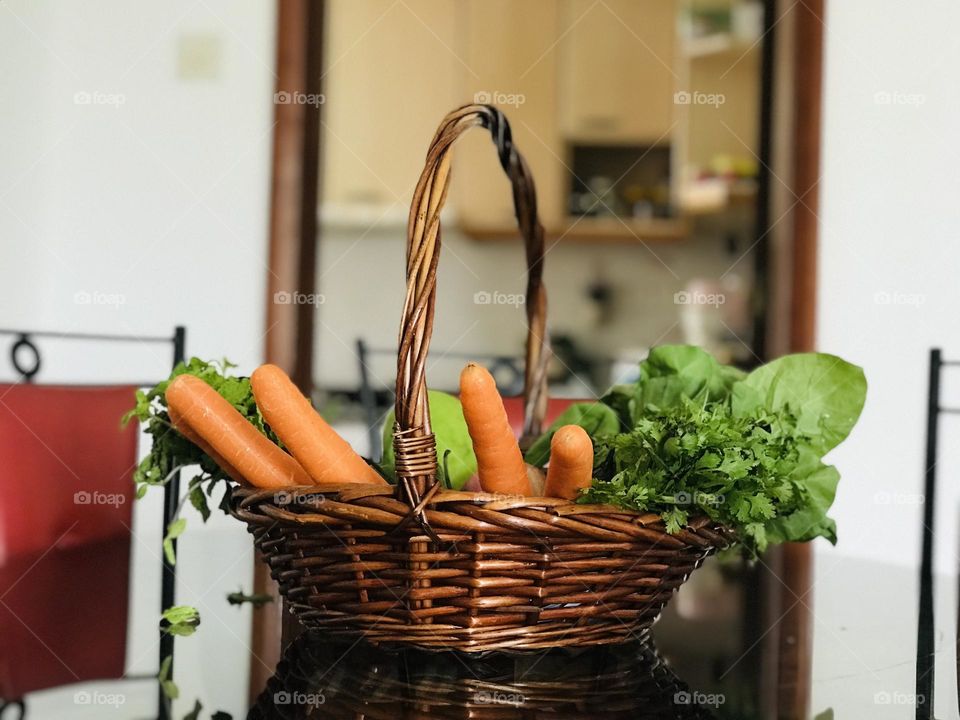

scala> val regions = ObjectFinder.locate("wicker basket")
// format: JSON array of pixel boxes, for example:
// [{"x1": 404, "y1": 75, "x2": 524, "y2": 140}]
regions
[{"x1": 231, "y1": 104, "x2": 733, "y2": 653}]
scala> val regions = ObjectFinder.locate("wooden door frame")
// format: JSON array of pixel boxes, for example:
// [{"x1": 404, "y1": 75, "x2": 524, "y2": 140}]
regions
[
  {"x1": 249, "y1": 0, "x2": 325, "y2": 702},
  {"x1": 762, "y1": 0, "x2": 826, "y2": 717}
]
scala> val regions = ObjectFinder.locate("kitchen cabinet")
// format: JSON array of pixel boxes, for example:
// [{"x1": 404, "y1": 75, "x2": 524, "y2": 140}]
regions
[
  {"x1": 452, "y1": 0, "x2": 566, "y2": 231},
  {"x1": 557, "y1": 0, "x2": 677, "y2": 144},
  {"x1": 320, "y1": 0, "x2": 744, "y2": 243},
  {"x1": 321, "y1": 0, "x2": 460, "y2": 210}
]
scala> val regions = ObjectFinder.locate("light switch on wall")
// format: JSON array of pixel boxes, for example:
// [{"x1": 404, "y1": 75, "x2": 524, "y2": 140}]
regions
[{"x1": 176, "y1": 33, "x2": 222, "y2": 80}]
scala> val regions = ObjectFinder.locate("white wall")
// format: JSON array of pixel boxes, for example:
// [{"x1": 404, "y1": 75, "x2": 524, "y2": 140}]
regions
[
  {"x1": 815, "y1": 1, "x2": 960, "y2": 717},
  {"x1": 317, "y1": 219, "x2": 753, "y2": 394},
  {"x1": 818, "y1": 0, "x2": 960, "y2": 574},
  {"x1": 0, "y1": 1, "x2": 276, "y2": 717}
]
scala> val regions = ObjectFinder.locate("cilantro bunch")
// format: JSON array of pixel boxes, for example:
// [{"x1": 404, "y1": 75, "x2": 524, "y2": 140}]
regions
[{"x1": 526, "y1": 346, "x2": 867, "y2": 552}]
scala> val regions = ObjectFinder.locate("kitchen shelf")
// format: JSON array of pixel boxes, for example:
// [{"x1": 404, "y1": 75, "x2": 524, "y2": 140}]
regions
[
  {"x1": 461, "y1": 216, "x2": 689, "y2": 244},
  {"x1": 681, "y1": 33, "x2": 756, "y2": 59},
  {"x1": 678, "y1": 178, "x2": 758, "y2": 215}
]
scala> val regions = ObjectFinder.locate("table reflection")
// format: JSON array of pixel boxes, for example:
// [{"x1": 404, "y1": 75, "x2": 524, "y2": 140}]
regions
[{"x1": 248, "y1": 632, "x2": 722, "y2": 719}]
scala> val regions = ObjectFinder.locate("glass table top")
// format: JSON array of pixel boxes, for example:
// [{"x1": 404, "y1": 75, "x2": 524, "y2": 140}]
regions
[{"x1": 240, "y1": 550, "x2": 952, "y2": 720}]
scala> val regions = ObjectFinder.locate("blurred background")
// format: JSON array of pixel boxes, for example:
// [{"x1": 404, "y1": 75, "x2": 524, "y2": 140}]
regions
[{"x1": 2, "y1": 0, "x2": 960, "y2": 718}]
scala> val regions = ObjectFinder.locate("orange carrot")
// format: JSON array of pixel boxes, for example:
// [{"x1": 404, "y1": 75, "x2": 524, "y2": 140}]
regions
[
  {"x1": 544, "y1": 425, "x2": 594, "y2": 500},
  {"x1": 165, "y1": 374, "x2": 311, "y2": 489},
  {"x1": 251, "y1": 364, "x2": 385, "y2": 485},
  {"x1": 459, "y1": 363, "x2": 530, "y2": 496},
  {"x1": 168, "y1": 403, "x2": 244, "y2": 483}
]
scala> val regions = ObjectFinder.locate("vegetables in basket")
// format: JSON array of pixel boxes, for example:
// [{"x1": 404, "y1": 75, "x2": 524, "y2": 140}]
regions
[
  {"x1": 526, "y1": 345, "x2": 867, "y2": 552},
  {"x1": 132, "y1": 342, "x2": 866, "y2": 558},
  {"x1": 459, "y1": 363, "x2": 531, "y2": 497},
  {"x1": 251, "y1": 364, "x2": 385, "y2": 485},
  {"x1": 130, "y1": 359, "x2": 385, "y2": 500},
  {"x1": 380, "y1": 389, "x2": 477, "y2": 490},
  {"x1": 166, "y1": 374, "x2": 311, "y2": 489}
]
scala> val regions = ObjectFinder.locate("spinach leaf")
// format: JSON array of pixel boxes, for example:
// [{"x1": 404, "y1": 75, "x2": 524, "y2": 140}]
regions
[
  {"x1": 732, "y1": 353, "x2": 866, "y2": 453},
  {"x1": 599, "y1": 384, "x2": 633, "y2": 427},
  {"x1": 763, "y1": 463, "x2": 840, "y2": 545},
  {"x1": 633, "y1": 345, "x2": 744, "y2": 419}
]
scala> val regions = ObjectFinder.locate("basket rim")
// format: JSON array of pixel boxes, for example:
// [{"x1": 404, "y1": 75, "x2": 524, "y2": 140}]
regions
[{"x1": 228, "y1": 482, "x2": 737, "y2": 545}]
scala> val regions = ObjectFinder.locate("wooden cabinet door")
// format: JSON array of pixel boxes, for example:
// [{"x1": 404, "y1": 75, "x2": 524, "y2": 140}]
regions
[
  {"x1": 321, "y1": 0, "x2": 460, "y2": 210},
  {"x1": 558, "y1": 0, "x2": 677, "y2": 144},
  {"x1": 453, "y1": 0, "x2": 566, "y2": 231}
]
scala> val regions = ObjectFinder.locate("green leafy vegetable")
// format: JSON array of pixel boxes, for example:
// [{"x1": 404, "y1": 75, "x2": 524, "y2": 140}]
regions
[
  {"x1": 599, "y1": 384, "x2": 633, "y2": 426},
  {"x1": 124, "y1": 357, "x2": 273, "y2": 510},
  {"x1": 583, "y1": 399, "x2": 820, "y2": 550},
  {"x1": 732, "y1": 352, "x2": 867, "y2": 454},
  {"x1": 762, "y1": 463, "x2": 840, "y2": 545},
  {"x1": 381, "y1": 390, "x2": 477, "y2": 489},
  {"x1": 189, "y1": 477, "x2": 211, "y2": 522},
  {"x1": 526, "y1": 345, "x2": 866, "y2": 553},
  {"x1": 632, "y1": 344, "x2": 744, "y2": 417},
  {"x1": 524, "y1": 401, "x2": 621, "y2": 467},
  {"x1": 130, "y1": 359, "x2": 266, "y2": 718}
]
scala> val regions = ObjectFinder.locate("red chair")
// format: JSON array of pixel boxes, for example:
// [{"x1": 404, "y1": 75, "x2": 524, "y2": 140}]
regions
[
  {"x1": 0, "y1": 385, "x2": 138, "y2": 710},
  {"x1": 500, "y1": 396, "x2": 581, "y2": 438},
  {"x1": 0, "y1": 326, "x2": 186, "y2": 720}
]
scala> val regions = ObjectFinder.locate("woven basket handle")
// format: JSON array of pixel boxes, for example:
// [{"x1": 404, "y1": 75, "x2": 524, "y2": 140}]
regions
[{"x1": 393, "y1": 104, "x2": 550, "y2": 499}]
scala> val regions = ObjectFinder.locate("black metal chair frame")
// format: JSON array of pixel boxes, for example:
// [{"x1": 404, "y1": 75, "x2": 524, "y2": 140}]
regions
[
  {"x1": 0, "y1": 327, "x2": 185, "y2": 720},
  {"x1": 916, "y1": 347, "x2": 960, "y2": 720}
]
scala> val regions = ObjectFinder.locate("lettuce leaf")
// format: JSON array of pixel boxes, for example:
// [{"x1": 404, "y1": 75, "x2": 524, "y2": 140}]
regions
[
  {"x1": 763, "y1": 463, "x2": 840, "y2": 545},
  {"x1": 632, "y1": 344, "x2": 745, "y2": 419},
  {"x1": 732, "y1": 353, "x2": 867, "y2": 454},
  {"x1": 381, "y1": 390, "x2": 477, "y2": 489}
]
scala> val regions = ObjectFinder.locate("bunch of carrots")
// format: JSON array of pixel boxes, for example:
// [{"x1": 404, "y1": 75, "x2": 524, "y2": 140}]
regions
[{"x1": 166, "y1": 362, "x2": 593, "y2": 501}]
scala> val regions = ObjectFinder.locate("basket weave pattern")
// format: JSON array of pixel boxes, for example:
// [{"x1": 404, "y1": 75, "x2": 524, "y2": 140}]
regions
[
  {"x1": 232, "y1": 105, "x2": 731, "y2": 652},
  {"x1": 232, "y1": 484, "x2": 732, "y2": 651}
]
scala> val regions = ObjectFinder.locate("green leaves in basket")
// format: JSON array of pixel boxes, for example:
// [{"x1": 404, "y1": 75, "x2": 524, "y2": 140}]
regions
[
  {"x1": 125, "y1": 357, "x2": 272, "y2": 505},
  {"x1": 523, "y1": 402, "x2": 621, "y2": 467},
  {"x1": 525, "y1": 345, "x2": 867, "y2": 553},
  {"x1": 731, "y1": 352, "x2": 867, "y2": 454},
  {"x1": 582, "y1": 398, "x2": 816, "y2": 549},
  {"x1": 633, "y1": 344, "x2": 744, "y2": 416},
  {"x1": 381, "y1": 390, "x2": 477, "y2": 489}
]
